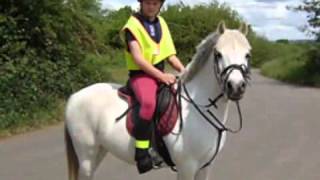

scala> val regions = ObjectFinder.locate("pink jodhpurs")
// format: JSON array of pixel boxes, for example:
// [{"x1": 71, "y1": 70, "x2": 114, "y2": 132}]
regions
[{"x1": 130, "y1": 74, "x2": 159, "y2": 122}]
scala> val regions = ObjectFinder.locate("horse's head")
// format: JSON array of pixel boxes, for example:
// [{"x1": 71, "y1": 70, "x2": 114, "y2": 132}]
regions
[{"x1": 213, "y1": 21, "x2": 252, "y2": 101}]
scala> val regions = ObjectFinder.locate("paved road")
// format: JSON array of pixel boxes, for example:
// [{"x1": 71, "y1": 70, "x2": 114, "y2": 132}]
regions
[{"x1": 1, "y1": 70, "x2": 320, "y2": 180}]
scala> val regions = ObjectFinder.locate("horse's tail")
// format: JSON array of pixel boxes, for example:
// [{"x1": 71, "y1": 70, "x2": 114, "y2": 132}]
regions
[{"x1": 65, "y1": 125, "x2": 79, "y2": 180}]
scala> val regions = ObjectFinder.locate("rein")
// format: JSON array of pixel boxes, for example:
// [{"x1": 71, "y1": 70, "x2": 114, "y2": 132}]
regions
[
  {"x1": 115, "y1": 62, "x2": 249, "y2": 171},
  {"x1": 173, "y1": 61, "x2": 250, "y2": 170},
  {"x1": 172, "y1": 79, "x2": 243, "y2": 170},
  {"x1": 180, "y1": 82, "x2": 243, "y2": 134}
]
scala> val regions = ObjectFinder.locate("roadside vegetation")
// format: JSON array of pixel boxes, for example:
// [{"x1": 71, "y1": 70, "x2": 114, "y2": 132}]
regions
[
  {"x1": 0, "y1": 0, "x2": 318, "y2": 137},
  {"x1": 261, "y1": 42, "x2": 320, "y2": 86},
  {"x1": 260, "y1": 0, "x2": 320, "y2": 86}
]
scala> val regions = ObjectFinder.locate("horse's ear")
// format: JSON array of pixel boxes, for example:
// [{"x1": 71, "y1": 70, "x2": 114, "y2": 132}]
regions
[
  {"x1": 239, "y1": 23, "x2": 250, "y2": 36},
  {"x1": 217, "y1": 21, "x2": 226, "y2": 34}
]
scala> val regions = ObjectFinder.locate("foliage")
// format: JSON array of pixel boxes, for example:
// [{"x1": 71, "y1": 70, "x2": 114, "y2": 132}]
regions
[
  {"x1": 262, "y1": 0, "x2": 320, "y2": 86},
  {"x1": 161, "y1": 2, "x2": 243, "y2": 62},
  {"x1": 0, "y1": 0, "x2": 111, "y2": 132},
  {"x1": 2, "y1": 0, "x2": 316, "y2": 135},
  {"x1": 248, "y1": 35, "x2": 275, "y2": 67},
  {"x1": 103, "y1": 6, "x2": 133, "y2": 48},
  {"x1": 261, "y1": 43, "x2": 320, "y2": 86},
  {"x1": 303, "y1": 43, "x2": 320, "y2": 85},
  {"x1": 291, "y1": 0, "x2": 320, "y2": 41},
  {"x1": 276, "y1": 39, "x2": 290, "y2": 44}
]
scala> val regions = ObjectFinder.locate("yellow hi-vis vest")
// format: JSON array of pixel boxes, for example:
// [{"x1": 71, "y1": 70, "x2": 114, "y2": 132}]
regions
[{"x1": 120, "y1": 15, "x2": 176, "y2": 70}]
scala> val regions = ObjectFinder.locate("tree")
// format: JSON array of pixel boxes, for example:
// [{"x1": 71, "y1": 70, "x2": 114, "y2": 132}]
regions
[
  {"x1": 293, "y1": 0, "x2": 320, "y2": 41},
  {"x1": 0, "y1": 0, "x2": 107, "y2": 126},
  {"x1": 289, "y1": 0, "x2": 320, "y2": 86}
]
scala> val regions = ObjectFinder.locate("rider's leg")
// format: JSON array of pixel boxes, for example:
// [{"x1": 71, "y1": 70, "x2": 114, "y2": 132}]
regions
[{"x1": 130, "y1": 74, "x2": 158, "y2": 173}]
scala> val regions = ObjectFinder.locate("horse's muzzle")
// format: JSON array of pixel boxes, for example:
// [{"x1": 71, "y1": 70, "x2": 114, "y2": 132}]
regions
[{"x1": 225, "y1": 80, "x2": 246, "y2": 101}]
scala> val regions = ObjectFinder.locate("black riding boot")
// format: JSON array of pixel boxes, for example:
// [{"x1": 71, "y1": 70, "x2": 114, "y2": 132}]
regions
[{"x1": 134, "y1": 119, "x2": 153, "y2": 174}]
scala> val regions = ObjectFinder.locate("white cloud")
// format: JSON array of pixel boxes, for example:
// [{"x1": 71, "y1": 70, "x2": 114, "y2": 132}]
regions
[
  {"x1": 101, "y1": 0, "x2": 312, "y2": 40},
  {"x1": 102, "y1": 1, "x2": 138, "y2": 10},
  {"x1": 256, "y1": 24, "x2": 309, "y2": 40},
  {"x1": 219, "y1": 0, "x2": 311, "y2": 40}
]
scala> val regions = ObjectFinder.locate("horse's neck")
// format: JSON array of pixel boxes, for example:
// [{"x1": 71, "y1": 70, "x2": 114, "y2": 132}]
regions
[{"x1": 183, "y1": 57, "x2": 229, "y2": 123}]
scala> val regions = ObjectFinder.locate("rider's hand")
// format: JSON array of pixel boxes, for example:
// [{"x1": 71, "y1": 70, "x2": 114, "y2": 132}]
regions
[{"x1": 160, "y1": 73, "x2": 176, "y2": 85}]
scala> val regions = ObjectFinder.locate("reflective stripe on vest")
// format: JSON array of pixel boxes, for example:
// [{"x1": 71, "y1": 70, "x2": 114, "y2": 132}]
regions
[{"x1": 121, "y1": 15, "x2": 176, "y2": 70}]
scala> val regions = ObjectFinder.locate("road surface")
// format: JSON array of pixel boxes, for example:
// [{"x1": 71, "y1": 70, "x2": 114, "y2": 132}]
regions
[{"x1": 1, "y1": 70, "x2": 320, "y2": 180}]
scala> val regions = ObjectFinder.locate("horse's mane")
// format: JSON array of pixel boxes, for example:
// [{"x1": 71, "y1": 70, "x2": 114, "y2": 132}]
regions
[{"x1": 180, "y1": 32, "x2": 220, "y2": 83}]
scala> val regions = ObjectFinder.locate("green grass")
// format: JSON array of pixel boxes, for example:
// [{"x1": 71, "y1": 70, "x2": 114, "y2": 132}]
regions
[
  {"x1": 0, "y1": 100, "x2": 65, "y2": 138},
  {"x1": 260, "y1": 43, "x2": 320, "y2": 87},
  {"x1": 261, "y1": 56, "x2": 308, "y2": 84}
]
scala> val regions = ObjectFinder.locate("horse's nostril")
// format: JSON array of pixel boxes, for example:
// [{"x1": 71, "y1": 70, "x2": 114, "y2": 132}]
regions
[
  {"x1": 241, "y1": 81, "x2": 246, "y2": 89},
  {"x1": 238, "y1": 81, "x2": 246, "y2": 93},
  {"x1": 227, "y1": 81, "x2": 233, "y2": 90}
]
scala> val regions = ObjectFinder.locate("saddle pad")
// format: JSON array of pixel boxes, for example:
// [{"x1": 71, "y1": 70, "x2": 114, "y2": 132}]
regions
[{"x1": 118, "y1": 87, "x2": 179, "y2": 137}]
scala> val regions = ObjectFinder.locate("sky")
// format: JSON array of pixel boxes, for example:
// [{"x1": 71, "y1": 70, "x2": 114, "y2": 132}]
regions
[{"x1": 101, "y1": 0, "x2": 314, "y2": 41}]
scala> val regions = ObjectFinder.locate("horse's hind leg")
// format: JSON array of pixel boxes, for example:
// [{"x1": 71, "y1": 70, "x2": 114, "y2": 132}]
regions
[
  {"x1": 93, "y1": 145, "x2": 108, "y2": 172},
  {"x1": 76, "y1": 147, "x2": 103, "y2": 180},
  {"x1": 77, "y1": 149, "x2": 96, "y2": 180},
  {"x1": 76, "y1": 143, "x2": 108, "y2": 180}
]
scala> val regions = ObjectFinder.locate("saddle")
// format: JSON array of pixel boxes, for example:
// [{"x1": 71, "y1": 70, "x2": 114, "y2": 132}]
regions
[{"x1": 117, "y1": 83, "x2": 179, "y2": 167}]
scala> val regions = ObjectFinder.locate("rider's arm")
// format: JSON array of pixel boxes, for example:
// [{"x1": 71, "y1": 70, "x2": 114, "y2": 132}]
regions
[
  {"x1": 128, "y1": 40, "x2": 175, "y2": 84},
  {"x1": 168, "y1": 55, "x2": 185, "y2": 73}
]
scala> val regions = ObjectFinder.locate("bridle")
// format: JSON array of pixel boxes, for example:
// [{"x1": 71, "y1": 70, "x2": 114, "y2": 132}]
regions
[
  {"x1": 172, "y1": 48, "x2": 251, "y2": 170},
  {"x1": 213, "y1": 49, "x2": 251, "y2": 94},
  {"x1": 115, "y1": 47, "x2": 252, "y2": 172}
]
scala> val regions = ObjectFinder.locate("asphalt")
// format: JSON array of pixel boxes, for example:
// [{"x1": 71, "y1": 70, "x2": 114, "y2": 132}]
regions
[{"x1": 1, "y1": 70, "x2": 320, "y2": 180}]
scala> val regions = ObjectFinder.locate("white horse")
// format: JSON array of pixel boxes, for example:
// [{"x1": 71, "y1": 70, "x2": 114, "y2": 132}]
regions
[{"x1": 65, "y1": 21, "x2": 252, "y2": 180}]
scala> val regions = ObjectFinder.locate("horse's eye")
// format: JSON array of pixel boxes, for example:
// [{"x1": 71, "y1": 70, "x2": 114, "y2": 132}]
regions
[
  {"x1": 215, "y1": 51, "x2": 222, "y2": 60},
  {"x1": 245, "y1": 53, "x2": 251, "y2": 60}
]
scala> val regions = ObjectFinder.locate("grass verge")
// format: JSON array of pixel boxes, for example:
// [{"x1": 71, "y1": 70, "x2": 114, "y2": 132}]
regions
[
  {"x1": 0, "y1": 100, "x2": 65, "y2": 139},
  {"x1": 261, "y1": 43, "x2": 320, "y2": 87}
]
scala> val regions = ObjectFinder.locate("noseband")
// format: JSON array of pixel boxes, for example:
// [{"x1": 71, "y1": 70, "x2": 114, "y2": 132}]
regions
[
  {"x1": 213, "y1": 52, "x2": 251, "y2": 93},
  {"x1": 172, "y1": 50, "x2": 251, "y2": 171}
]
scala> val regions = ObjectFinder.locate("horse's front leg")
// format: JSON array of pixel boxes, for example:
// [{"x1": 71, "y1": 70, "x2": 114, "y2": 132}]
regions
[
  {"x1": 176, "y1": 162, "x2": 198, "y2": 180},
  {"x1": 195, "y1": 166, "x2": 211, "y2": 180}
]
